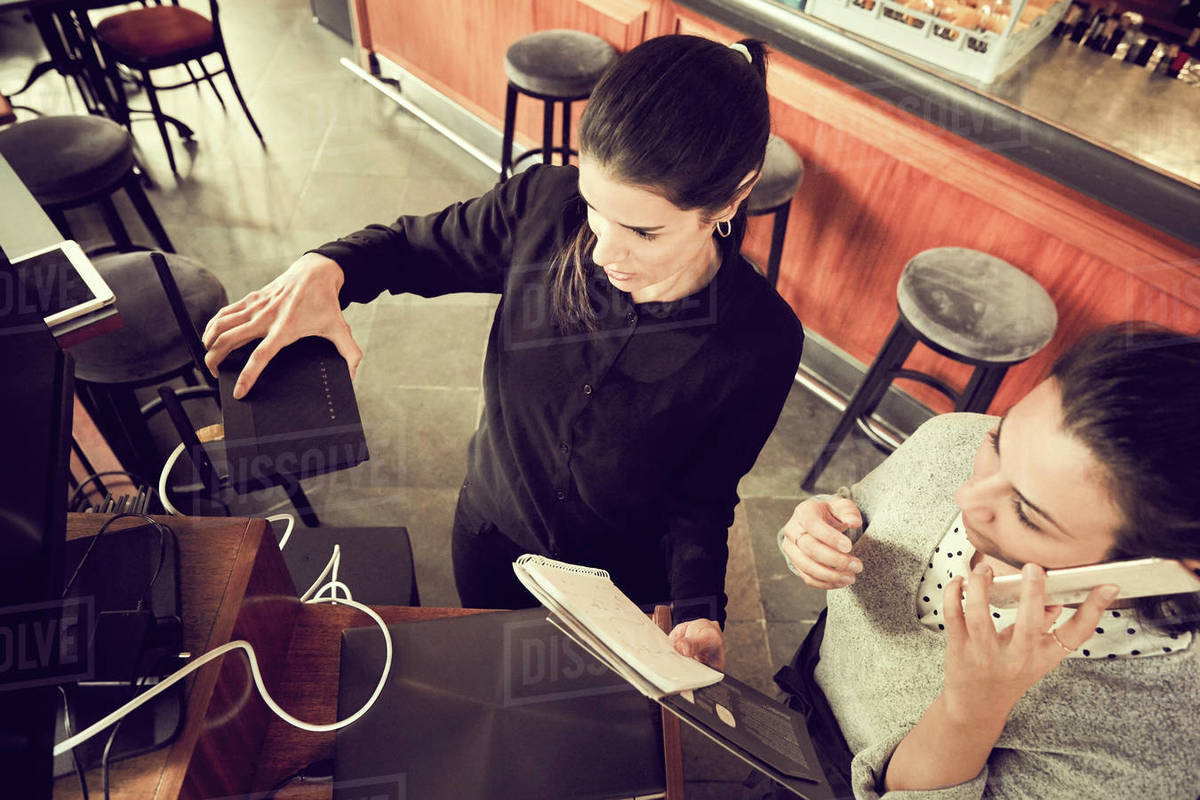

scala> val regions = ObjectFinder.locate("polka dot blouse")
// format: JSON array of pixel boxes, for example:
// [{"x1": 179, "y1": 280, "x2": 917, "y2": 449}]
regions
[{"x1": 915, "y1": 513, "x2": 1192, "y2": 659}]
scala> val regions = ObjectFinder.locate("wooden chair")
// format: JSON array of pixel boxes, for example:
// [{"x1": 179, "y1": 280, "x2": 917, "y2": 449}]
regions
[{"x1": 85, "y1": 0, "x2": 264, "y2": 173}]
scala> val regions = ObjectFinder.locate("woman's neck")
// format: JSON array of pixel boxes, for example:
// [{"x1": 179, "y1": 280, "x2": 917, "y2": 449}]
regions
[{"x1": 630, "y1": 238, "x2": 721, "y2": 304}]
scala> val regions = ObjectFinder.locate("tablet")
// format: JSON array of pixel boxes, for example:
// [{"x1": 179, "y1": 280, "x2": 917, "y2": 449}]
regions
[{"x1": 8, "y1": 241, "x2": 116, "y2": 327}]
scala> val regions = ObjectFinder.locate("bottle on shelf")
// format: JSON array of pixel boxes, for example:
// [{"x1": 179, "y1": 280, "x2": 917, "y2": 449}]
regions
[
  {"x1": 1123, "y1": 31, "x2": 1148, "y2": 59},
  {"x1": 1083, "y1": 0, "x2": 1118, "y2": 47},
  {"x1": 1133, "y1": 35, "x2": 1160, "y2": 65},
  {"x1": 1055, "y1": 2, "x2": 1084, "y2": 36},
  {"x1": 1165, "y1": 29, "x2": 1197, "y2": 76},
  {"x1": 1157, "y1": 42, "x2": 1180, "y2": 73},
  {"x1": 1069, "y1": 3, "x2": 1098, "y2": 40},
  {"x1": 1110, "y1": 11, "x2": 1141, "y2": 55}
]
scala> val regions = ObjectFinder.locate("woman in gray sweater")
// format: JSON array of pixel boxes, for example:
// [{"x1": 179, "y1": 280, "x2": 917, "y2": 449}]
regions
[{"x1": 777, "y1": 323, "x2": 1200, "y2": 799}]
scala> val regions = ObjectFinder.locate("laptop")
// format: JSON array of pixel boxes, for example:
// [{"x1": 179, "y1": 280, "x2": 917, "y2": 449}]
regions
[{"x1": 334, "y1": 608, "x2": 666, "y2": 800}]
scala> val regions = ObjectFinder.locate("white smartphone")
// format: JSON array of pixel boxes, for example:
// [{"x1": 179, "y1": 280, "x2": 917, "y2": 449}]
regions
[
  {"x1": 988, "y1": 558, "x2": 1200, "y2": 609},
  {"x1": 9, "y1": 240, "x2": 116, "y2": 327}
]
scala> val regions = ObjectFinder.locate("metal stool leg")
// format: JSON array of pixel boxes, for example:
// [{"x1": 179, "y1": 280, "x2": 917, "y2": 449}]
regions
[
  {"x1": 766, "y1": 202, "x2": 791, "y2": 289},
  {"x1": 98, "y1": 196, "x2": 134, "y2": 252},
  {"x1": 499, "y1": 83, "x2": 518, "y2": 180},
  {"x1": 541, "y1": 97, "x2": 554, "y2": 166},
  {"x1": 280, "y1": 475, "x2": 320, "y2": 527},
  {"x1": 561, "y1": 100, "x2": 572, "y2": 165},
  {"x1": 124, "y1": 174, "x2": 175, "y2": 252},
  {"x1": 802, "y1": 320, "x2": 919, "y2": 490},
  {"x1": 957, "y1": 365, "x2": 1008, "y2": 413},
  {"x1": 218, "y1": 48, "x2": 264, "y2": 144},
  {"x1": 46, "y1": 207, "x2": 74, "y2": 240},
  {"x1": 141, "y1": 71, "x2": 178, "y2": 174}
]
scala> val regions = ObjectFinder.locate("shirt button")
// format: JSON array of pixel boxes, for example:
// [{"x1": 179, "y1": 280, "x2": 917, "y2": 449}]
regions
[
  {"x1": 625, "y1": 311, "x2": 636, "y2": 325},
  {"x1": 559, "y1": 442, "x2": 569, "y2": 455},
  {"x1": 555, "y1": 490, "x2": 566, "y2": 501},
  {"x1": 582, "y1": 384, "x2": 593, "y2": 395}
]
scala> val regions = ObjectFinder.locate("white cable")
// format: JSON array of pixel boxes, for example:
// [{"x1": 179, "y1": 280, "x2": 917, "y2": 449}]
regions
[
  {"x1": 265, "y1": 513, "x2": 295, "y2": 549},
  {"x1": 52, "y1": 594, "x2": 392, "y2": 757},
  {"x1": 301, "y1": 544, "x2": 342, "y2": 603},
  {"x1": 157, "y1": 442, "x2": 186, "y2": 516},
  {"x1": 315, "y1": 580, "x2": 354, "y2": 603}
]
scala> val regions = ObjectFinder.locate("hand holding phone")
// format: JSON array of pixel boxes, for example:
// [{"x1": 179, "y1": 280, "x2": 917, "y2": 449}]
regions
[{"x1": 988, "y1": 557, "x2": 1200, "y2": 609}]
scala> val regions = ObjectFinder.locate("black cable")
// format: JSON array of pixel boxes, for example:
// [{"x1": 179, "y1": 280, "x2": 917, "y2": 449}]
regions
[
  {"x1": 58, "y1": 685, "x2": 90, "y2": 800},
  {"x1": 68, "y1": 471, "x2": 151, "y2": 512},
  {"x1": 61, "y1": 513, "x2": 169, "y2": 601},
  {"x1": 101, "y1": 675, "x2": 147, "y2": 800},
  {"x1": 260, "y1": 758, "x2": 335, "y2": 800}
]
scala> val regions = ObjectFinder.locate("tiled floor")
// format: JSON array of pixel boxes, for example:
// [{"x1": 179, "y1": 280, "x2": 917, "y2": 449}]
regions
[{"x1": 2, "y1": 1, "x2": 888, "y2": 794}]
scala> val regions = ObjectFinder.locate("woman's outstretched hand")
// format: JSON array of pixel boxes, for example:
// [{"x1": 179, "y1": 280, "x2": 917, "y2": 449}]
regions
[
  {"x1": 669, "y1": 618, "x2": 725, "y2": 671},
  {"x1": 778, "y1": 496, "x2": 864, "y2": 589},
  {"x1": 942, "y1": 561, "x2": 1119, "y2": 717},
  {"x1": 202, "y1": 252, "x2": 363, "y2": 399}
]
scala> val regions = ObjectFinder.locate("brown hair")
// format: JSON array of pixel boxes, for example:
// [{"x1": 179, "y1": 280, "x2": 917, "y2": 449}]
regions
[{"x1": 548, "y1": 35, "x2": 771, "y2": 332}]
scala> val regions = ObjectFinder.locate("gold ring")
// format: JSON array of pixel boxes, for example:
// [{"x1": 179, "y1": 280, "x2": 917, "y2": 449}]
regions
[{"x1": 1049, "y1": 630, "x2": 1075, "y2": 654}]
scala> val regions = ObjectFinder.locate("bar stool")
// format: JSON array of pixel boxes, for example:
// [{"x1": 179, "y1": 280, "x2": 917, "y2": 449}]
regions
[
  {"x1": 70, "y1": 251, "x2": 225, "y2": 482},
  {"x1": 802, "y1": 247, "x2": 1057, "y2": 489},
  {"x1": 747, "y1": 135, "x2": 804, "y2": 288},
  {"x1": 499, "y1": 29, "x2": 617, "y2": 180},
  {"x1": 0, "y1": 115, "x2": 174, "y2": 254}
]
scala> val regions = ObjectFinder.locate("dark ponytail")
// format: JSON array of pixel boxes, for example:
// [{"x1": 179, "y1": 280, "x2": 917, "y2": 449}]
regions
[
  {"x1": 550, "y1": 35, "x2": 772, "y2": 332},
  {"x1": 1051, "y1": 323, "x2": 1200, "y2": 634}
]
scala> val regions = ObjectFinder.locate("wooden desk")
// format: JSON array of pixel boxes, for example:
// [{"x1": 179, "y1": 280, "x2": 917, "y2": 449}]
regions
[
  {"x1": 55, "y1": 513, "x2": 297, "y2": 800},
  {"x1": 54, "y1": 516, "x2": 682, "y2": 799}
]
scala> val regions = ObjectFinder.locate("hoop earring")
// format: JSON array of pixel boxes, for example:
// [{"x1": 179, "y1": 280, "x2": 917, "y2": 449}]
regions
[{"x1": 716, "y1": 219, "x2": 732, "y2": 238}]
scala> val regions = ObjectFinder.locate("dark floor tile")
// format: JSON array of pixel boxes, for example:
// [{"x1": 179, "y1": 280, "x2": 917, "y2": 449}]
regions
[
  {"x1": 743, "y1": 497, "x2": 829, "y2": 623},
  {"x1": 765, "y1": 620, "x2": 818, "y2": 673},
  {"x1": 723, "y1": 620, "x2": 774, "y2": 696},
  {"x1": 725, "y1": 504, "x2": 764, "y2": 624}
]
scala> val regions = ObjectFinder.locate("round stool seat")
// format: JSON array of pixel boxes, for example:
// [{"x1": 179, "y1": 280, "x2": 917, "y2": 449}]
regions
[
  {"x1": 897, "y1": 247, "x2": 1057, "y2": 363},
  {"x1": 0, "y1": 116, "x2": 134, "y2": 207},
  {"x1": 70, "y1": 252, "x2": 227, "y2": 385},
  {"x1": 504, "y1": 30, "x2": 617, "y2": 98},
  {"x1": 748, "y1": 135, "x2": 804, "y2": 213}
]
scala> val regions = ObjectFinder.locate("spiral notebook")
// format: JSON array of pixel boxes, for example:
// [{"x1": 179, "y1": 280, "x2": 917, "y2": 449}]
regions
[
  {"x1": 512, "y1": 554, "x2": 723, "y2": 699},
  {"x1": 513, "y1": 555, "x2": 833, "y2": 795}
]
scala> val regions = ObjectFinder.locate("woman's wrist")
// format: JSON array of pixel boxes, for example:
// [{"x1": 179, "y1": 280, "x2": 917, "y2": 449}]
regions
[{"x1": 290, "y1": 251, "x2": 346, "y2": 293}]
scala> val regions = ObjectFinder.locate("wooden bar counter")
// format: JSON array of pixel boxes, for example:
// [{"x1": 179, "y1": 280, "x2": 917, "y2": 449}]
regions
[{"x1": 350, "y1": 0, "x2": 1200, "y2": 416}]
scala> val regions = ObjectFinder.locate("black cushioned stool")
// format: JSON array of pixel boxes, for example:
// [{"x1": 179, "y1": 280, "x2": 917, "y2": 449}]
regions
[
  {"x1": 802, "y1": 247, "x2": 1057, "y2": 489},
  {"x1": 499, "y1": 29, "x2": 617, "y2": 180},
  {"x1": 71, "y1": 251, "x2": 226, "y2": 480},
  {"x1": 0, "y1": 115, "x2": 174, "y2": 253},
  {"x1": 747, "y1": 134, "x2": 804, "y2": 288}
]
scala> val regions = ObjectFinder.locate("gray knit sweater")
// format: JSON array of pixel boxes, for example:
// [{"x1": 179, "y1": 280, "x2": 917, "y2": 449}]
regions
[{"x1": 811, "y1": 412, "x2": 1200, "y2": 799}]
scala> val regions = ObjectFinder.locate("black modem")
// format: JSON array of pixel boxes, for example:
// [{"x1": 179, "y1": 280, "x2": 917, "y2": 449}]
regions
[{"x1": 218, "y1": 336, "x2": 369, "y2": 493}]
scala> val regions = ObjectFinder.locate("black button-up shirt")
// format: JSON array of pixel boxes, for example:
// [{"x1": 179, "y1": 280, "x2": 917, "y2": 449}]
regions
[{"x1": 315, "y1": 165, "x2": 803, "y2": 623}]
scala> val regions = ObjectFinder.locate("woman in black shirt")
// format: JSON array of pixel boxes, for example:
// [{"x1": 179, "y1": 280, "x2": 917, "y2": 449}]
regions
[{"x1": 203, "y1": 35, "x2": 804, "y2": 667}]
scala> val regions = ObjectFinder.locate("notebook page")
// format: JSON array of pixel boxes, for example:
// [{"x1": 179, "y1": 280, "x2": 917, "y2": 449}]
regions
[{"x1": 515, "y1": 556, "x2": 722, "y2": 695}]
